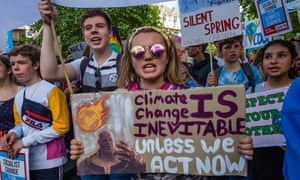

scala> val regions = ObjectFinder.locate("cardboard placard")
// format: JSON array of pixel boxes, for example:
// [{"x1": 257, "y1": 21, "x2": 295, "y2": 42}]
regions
[
  {"x1": 246, "y1": 87, "x2": 288, "y2": 148},
  {"x1": 0, "y1": 148, "x2": 30, "y2": 180},
  {"x1": 178, "y1": 0, "x2": 241, "y2": 47},
  {"x1": 71, "y1": 85, "x2": 247, "y2": 176},
  {"x1": 255, "y1": 0, "x2": 292, "y2": 37}
]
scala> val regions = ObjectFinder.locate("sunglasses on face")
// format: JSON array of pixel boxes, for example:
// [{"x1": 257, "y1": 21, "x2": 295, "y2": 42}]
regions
[{"x1": 130, "y1": 44, "x2": 166, "y2": 60}]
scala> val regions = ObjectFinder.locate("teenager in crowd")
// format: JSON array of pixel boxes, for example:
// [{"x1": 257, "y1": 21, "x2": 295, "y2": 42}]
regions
[
  {"x1": 0, "y1": 44, "x2": 70, "y2": 180},
  {"x1": 70, "y1": 26, "x2": 254, "y2": 180},
  {"x1": 253, "y1": 39, "x2": 296, "y2": 180}
]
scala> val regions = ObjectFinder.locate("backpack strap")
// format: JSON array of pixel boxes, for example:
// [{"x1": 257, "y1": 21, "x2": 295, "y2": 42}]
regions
[
  {"x1": 240, "y1": 63, "x2": 255, "y2": 93},
  {"x1": 214, "y1": 64, "x2": 255, "y2": 92},
  {"x1": 78, "y1": 54, "x2": 122, "y2": 93},
  {"x1": 79, "y1": 56, "x2": 90, "y2": 83},
  {"x1": 77, "y1": 56, "x2": 93, "y2": 92},
  {"x1": 116, "y1": 53, "x2": 122, "y2": 74}
]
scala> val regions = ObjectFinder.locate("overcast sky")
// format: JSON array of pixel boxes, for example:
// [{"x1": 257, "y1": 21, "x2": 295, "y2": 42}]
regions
[{"x1": 159, "y1": 0, "x2": 178, "y2": 11}]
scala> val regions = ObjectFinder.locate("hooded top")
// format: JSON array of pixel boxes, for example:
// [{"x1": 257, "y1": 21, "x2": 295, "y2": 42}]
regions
[{"x1": 281, "y1": 77, "x2": 300, "y2": 180}]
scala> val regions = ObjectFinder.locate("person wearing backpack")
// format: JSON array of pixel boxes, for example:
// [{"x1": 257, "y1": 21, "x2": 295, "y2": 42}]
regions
[
  {"x1": 206, "y1": 35, "x2": 263, "y2": 94},
  {"x1": 39, "y1": 1, "x2": 120, "y2": 93},
  {"x1": 206, "y1": 36, "x2": 263, "y2": 180},
  {"x1": 69, "y1": 26, "x2": 254, "y2": 180},
  {"x1": 39, "y1": 1, "x2": 128, "y2": 180}
]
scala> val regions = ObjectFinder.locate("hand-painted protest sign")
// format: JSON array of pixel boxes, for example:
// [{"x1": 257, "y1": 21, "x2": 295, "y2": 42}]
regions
[
  {"x1": 255, "y1": 0, "x2": 292, "y2": 37},
  {"x1": 0, "y1": 149, "x2": 30, "y2": 180},
  {"x1": 71, "y1": 85, "x2": 247, "y2": 176},
  {"x1": 68, "y1": 42, "x2": 88, "y2": 60},
  {"x1": 245, "y1": 87, "x2": 288, "y2": 148},
  {"x1": 178, "y1": 0, "x2": 241, "y2": 47},
  {"x1": 242, "y1": 19, "x2": 270, "y2": 48},
  {"x1": 242, "y1": 19, "x2": 270, "y2": 62}
]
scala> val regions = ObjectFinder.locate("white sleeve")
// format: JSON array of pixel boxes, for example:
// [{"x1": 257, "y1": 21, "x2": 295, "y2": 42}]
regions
[{"x1": 69, "y1": 57, "x2": 85, "y2": 81}]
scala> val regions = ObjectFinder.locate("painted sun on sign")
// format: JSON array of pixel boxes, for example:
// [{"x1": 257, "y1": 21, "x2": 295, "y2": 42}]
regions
[{"x1": 76, "y1": 96, "x2": 109, "y2": 132}]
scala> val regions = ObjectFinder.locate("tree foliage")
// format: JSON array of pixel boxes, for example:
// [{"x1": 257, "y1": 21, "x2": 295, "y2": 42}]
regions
[
  {"x1": 240, "y1": 0, "x2": 258, "y2": 21},
  {"x1": 18, "y1": 1, "x2": 300, "y2": 57},
  {"x1": 108, "y1": 5, "x2": 162, "y2": 40},
  {"x1": 24, "y1": 5, "x2": 161, "y2": 57}
]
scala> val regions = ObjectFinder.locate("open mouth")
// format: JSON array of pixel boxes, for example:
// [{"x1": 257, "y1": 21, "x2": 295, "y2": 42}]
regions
[
  {"x1": 230, "y1": 54, "x2": 237, "y2": 58},
  {"x1": 91, "y1": 37, "x2": 101, "y2": 41},
  {"x1": 90, "y1": 37, "x2": 102, "y2": 44},
  {"x1": 143, "y1": 64, "x2": 156, "y2": 69},
  {"x1": 142, "y1": 64, "x2": 157, "y2": 73}
]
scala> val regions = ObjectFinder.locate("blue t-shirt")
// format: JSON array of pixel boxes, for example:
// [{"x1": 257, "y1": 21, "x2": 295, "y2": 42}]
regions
[{"x1": 207, "y1": 64, "x2": 263, "y2": 94}]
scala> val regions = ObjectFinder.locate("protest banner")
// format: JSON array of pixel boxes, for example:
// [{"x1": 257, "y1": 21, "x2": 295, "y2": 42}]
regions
[
  {"x1": 0, "y1": 0, "x2": 172, "y2": 33},
  {"x1": 71, "y1": 85, "x2": 248, "y2": 176},
  {"x1": 245, "y1": 87, "x2": 288, "y2": 148},
  {"x1": 0, "y1": 149, "x2": 29, "y2": 180},
  {"x1": 53, "y1": 0, "x2": 173, "y2": 8},
  {"x1": 178, "y1": 0, "x2": 241, "y2": 47},
  {"x1": 242, "y1": 19, "x2": 270, "y2": 48},
  {"x1": 242, "y1": 18, "x2": 270, "y2": 62},
  {"x1": 68, "y1": 42, "x2": 88, "y2": 60},
  {"x1": 255, "y1": 0, "x2": 292, "y2": 37}
]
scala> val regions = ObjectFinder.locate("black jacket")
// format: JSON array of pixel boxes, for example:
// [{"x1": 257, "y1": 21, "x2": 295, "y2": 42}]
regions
[{"x1": 188, "y1": 53, "x2": 219, "y2": 86}]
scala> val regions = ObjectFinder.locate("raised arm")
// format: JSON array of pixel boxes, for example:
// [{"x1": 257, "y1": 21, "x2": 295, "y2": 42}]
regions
[{"x1": 39, "y1": 0, "x2": 77, "y2": 82}]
